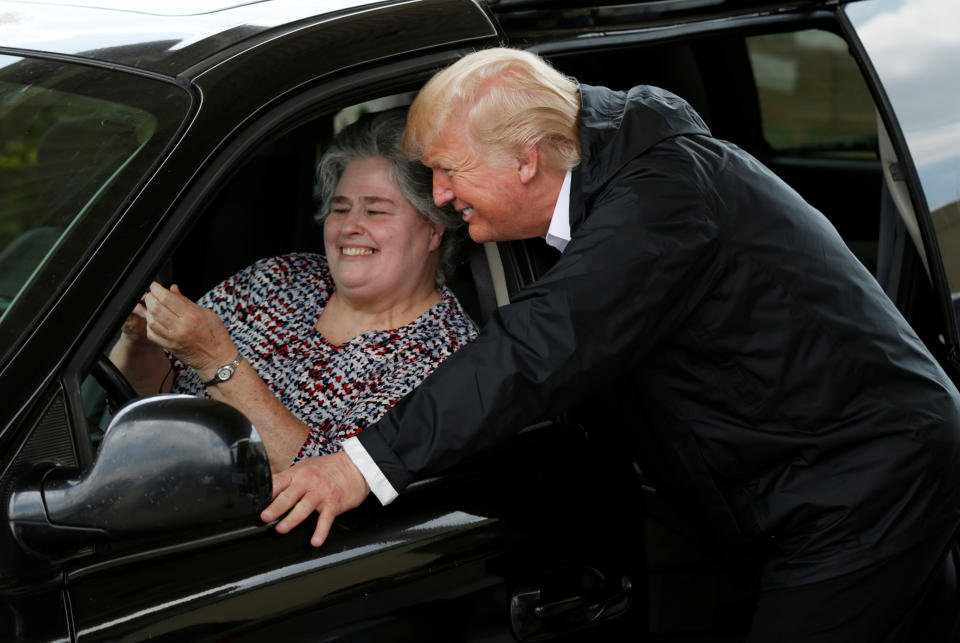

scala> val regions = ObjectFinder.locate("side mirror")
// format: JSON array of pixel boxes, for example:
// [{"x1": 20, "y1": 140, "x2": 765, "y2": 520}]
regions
[{"x1": 8, "y1": 395, "x2": 271, "y2": 558}]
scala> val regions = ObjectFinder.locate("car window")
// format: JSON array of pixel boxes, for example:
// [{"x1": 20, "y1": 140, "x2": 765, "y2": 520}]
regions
[
  {"x1": 0, "y1": 54, "x2": 190, "y2": 356},
  {"x1": 80, "y1": 87, "x2": 499, "y2": 447},
  {"x1": 746, "y1": 29, "x2": 878, "y2": 158}
]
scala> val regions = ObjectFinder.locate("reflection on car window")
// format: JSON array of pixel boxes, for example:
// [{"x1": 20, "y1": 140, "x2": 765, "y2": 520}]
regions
[
  {"x1": 0, "y1": 54, "x2": 190, "y2": 362},
  {"x1": 746, "y1": 30, "x2": 878, "y2": 158},
  {"x1": 0, "y1": 56, "x2": 155, "y2": 319}
]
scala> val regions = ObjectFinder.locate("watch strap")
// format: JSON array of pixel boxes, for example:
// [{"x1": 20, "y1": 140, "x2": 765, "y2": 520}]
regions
[{"x1": 202, "y1": 353, "x2": 244, "y2": 387}]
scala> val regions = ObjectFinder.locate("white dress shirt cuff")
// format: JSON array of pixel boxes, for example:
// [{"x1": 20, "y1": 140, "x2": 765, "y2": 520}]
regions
[{"x1": 341, "y1": 436, "x2": 399, "y2": 505}]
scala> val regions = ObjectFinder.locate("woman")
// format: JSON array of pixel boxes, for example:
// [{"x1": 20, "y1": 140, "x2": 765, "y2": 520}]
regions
[{"x1": 109, "y1": 109, "x2": 478, "y2": 472}]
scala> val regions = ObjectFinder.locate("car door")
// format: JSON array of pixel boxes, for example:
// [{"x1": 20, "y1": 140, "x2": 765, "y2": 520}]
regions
[
  {"x1": 845, "y1": 0, "x2": 960, "y2": 372},
  {"x1": 1, "y1": 2, "x2": 647, "y2": 641}
]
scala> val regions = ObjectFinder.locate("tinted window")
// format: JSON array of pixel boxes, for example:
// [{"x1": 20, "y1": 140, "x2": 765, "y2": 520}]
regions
[
  {"x1": 746, "y1": 29, "x2": 878, "y2": 158},
  {"x1": 0, "y1": 55, "x2": 190, "y2": 359}
]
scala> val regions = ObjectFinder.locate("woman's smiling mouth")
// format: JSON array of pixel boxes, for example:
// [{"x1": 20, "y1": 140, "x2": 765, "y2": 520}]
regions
[{"x1": 341, "y1": 247, "x2": 377, "y2": 256}]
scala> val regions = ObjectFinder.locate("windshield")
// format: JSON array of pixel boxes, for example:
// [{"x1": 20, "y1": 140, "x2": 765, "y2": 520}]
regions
[
  {"x1": 847, "y1": 0, "x2": 960, "y2": 311},
  {"x1": 0, "y1": 54, "x2": 190, "y2": 357}
]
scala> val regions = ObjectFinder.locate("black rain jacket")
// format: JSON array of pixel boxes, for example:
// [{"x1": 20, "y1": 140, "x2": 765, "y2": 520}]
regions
[{"x1": 358, "y1": 84, "x2": 960, "y2": 588}]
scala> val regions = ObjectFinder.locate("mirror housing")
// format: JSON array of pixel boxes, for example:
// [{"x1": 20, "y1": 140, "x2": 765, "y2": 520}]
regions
[{"x1": 8, "y1": 395, "x2": 272, "y2": 557}]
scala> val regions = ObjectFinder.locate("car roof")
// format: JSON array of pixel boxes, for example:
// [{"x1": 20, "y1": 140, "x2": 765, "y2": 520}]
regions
[
  {"x1": 484, "y1": 0, "x2": 854, "y2": 42},
  {"x1": 0, "y1": 0, "x2": 397, "y2": 77},
  {"x1": 2, "y1": 0, "x2": 279, "y2": 14}
]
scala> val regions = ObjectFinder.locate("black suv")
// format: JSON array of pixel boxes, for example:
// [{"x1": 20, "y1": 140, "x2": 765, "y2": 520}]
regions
[{"x1": 1, "y1": 0, "x2": 958, "y2": 640}]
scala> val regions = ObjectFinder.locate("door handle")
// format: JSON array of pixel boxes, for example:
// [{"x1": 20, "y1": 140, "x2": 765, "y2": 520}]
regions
[{"x1": 511, "y1": 567, "x2": 633, "y2": 641}]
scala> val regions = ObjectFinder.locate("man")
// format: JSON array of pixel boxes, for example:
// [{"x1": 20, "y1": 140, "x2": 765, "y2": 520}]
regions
[{"x1": 262, "y1": 48, "x2": 960, "y2": 640}]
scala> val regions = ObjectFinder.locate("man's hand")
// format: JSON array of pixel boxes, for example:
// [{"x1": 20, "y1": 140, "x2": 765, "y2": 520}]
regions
[{"x1": 261, "y1": 451, "x2": 371, "y2": 547}]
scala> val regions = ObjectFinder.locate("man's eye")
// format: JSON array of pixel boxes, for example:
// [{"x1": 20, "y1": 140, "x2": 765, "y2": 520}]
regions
[
  {"x1": 367, "y1": 210, "x2": 387, "y2": 216},
  {"x1": 331, "y1": 208, "x2": 349, "y2": 215}
]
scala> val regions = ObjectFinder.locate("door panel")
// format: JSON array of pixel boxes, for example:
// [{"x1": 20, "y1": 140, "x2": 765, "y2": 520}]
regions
[{"x1": 65, "y1": 421, "x2": 642, "y2": 641}]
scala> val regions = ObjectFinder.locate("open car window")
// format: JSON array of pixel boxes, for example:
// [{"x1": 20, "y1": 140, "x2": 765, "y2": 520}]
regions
[{"x1": 81, "y1": 91, "x2": 493, "y2": 448}]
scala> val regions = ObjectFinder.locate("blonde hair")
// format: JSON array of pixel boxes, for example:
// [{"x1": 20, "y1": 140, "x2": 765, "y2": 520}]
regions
[{"x1": 402, "y1": 48, "x2": 581, "y2": 171}]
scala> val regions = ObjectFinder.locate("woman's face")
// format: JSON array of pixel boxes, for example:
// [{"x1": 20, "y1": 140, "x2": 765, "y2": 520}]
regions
[{"x1": 324, "y1": 156, "x2": 442, "y2": 307}]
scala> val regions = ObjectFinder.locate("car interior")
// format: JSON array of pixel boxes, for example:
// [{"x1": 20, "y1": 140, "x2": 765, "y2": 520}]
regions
[
  {"x1": 54, "y1": 17, "x2": 941, "y2": 641},
  {"x1": 158, "y1": 25, "x2": 908, "y2": 347}
]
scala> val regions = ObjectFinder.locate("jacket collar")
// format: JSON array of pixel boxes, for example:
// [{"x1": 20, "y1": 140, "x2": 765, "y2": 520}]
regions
[{"x1": 570, "y1": 84, "x2": 712, "y2": 231}]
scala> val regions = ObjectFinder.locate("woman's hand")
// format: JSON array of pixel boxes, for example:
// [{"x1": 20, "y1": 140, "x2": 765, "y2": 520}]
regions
[
  {"x1": 119, "y1": 300, "x2": 150, "y2": 344},
  {"x1": 141, "y1": 282, "x2": 236, "y2": 380},
  {"x1": 142, "y1": 282, "x2": 310, "y2": 468},
  {"x1": 261, "y1": 452, "x2": 371, "y2": 547},
  {"x1": 108, "y1": 292, "x2": 174, "y2": 397}
]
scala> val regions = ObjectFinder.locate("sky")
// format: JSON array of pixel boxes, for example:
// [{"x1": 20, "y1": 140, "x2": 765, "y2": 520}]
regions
[{"x1": 848, "y1": 0, "x2": 960, "y2": 208}]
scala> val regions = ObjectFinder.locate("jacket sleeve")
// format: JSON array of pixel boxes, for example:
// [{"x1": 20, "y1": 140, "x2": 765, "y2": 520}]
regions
[{"x1": 357, "y1": 159, "x2": 724, "y2": 492}]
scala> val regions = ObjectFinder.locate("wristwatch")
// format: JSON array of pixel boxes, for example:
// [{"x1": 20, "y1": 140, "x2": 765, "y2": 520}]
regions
[{"x1": 203, "y1": 353, "x2": 244, "y2": 387}]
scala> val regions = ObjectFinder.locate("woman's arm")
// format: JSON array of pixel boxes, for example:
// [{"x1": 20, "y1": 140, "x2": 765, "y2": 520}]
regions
[
  {"x1": 108, "y1": 305, "x2": 175, "y2": 397},
  {"x1": 141, "y1": 282, "x2": 309, "y2": 473}
]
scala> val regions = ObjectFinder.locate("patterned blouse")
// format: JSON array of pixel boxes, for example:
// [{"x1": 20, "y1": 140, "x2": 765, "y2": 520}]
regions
[{"x1": 171, "y1": 252, "x2": 479, "y2": 463}]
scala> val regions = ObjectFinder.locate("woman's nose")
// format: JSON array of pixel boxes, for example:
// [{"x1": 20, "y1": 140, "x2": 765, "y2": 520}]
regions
[
  {"x1": 433, "y1": 169, "x2": 454, "y2": 206},
  {"x1": 340, "y1": 206, "x2": 365, "y2": 233}
]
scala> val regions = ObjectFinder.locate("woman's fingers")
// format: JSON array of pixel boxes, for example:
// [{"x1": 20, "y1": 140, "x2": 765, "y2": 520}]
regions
[
  {"x1": 121, "y1": 310, "x2": 148, "y2": 338},
  {"x1": 142, "y1": 285, "x2": 181, "y2": 339},
  {"x1": 139, "y1": 283, "x2": 232, "y2": 373}
]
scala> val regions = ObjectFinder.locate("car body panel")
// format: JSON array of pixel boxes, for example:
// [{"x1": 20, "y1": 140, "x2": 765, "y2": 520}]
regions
[
  {"x1": 61, "y1": 420, "x2": 641, "y2": 640},
  {"x1": 0, "y1": 0, "x2": 497, "y2": 77},
  {"x1": 487, "y1": 0, "x2": 866, "y2": 45}
]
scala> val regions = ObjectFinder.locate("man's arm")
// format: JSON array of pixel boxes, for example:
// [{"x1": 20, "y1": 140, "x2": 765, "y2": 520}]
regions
[
  {"x1": 262, "y1": 159, "x2": 722, "y2": 539},
  {"x1": 358, "y1": 161, "x2": 724, "y2": 491}
]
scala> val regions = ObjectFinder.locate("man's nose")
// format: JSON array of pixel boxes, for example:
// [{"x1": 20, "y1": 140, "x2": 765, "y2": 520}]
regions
[{"x1": 433, "y1": 168, "x2": 454, "y2": 207}]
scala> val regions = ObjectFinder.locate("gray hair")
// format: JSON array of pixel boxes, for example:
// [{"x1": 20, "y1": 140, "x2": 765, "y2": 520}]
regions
[{"x1": 316, "y1": 107, "x2": 463, "y2": 285}]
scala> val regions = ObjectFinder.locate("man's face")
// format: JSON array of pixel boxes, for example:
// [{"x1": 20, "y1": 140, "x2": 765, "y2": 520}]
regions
[{"x1": 422, "y1": 118, "x2": 548, "y2": 244}]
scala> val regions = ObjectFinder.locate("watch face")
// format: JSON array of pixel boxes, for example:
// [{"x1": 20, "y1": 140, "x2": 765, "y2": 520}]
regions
[{"x1": 217, "y1": 365, "x2": 232, "y2": 381}]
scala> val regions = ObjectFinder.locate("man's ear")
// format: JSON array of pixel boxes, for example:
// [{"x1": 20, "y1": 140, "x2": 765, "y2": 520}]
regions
[{"x1": 517, "y1": 143, "x2": 540, "y2": 185}]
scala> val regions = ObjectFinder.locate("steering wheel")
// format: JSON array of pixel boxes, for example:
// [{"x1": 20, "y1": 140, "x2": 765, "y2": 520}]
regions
[{"x1": 91, "y1": 354, "x2": 139, "y2": 408}]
